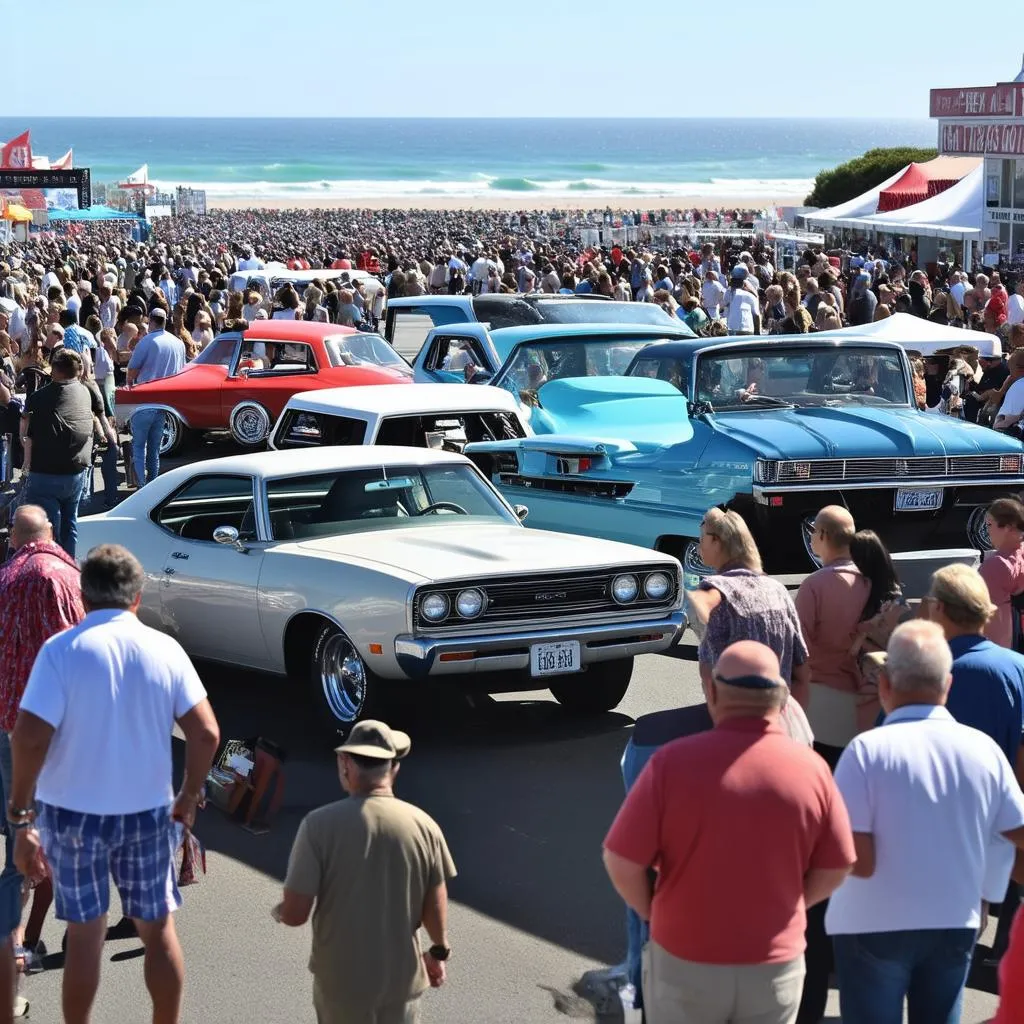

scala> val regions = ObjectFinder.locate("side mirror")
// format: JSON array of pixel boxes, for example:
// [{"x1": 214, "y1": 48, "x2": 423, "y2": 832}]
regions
[
  {"x1": 514, "y1": 504, "x2": 529, "y2": 521},
  {"x1": 213, "y1": 525, "x2": 248, "y2": 553}
]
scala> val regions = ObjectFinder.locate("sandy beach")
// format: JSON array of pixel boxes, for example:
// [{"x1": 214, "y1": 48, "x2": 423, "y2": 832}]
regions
[{"x1": 205, "y1": 193, "x2": 807, "y2": 213}]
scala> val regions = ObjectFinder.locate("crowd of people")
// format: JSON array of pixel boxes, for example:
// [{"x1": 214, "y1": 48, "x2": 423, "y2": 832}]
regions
[{"x1": 1, "y1": 208, "x2": 1024, "y2": 1022}]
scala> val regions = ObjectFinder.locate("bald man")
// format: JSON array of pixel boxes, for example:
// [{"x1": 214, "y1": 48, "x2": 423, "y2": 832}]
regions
[
  {"x1": 604, "y1": 641, "x2": 855, "y2": 1024},
  {"x1": 0, "y1": 504, "x2": 82, "y2": 969},
  {"x1": 794, "y1": 506, "x2": 871, "y2": 761}
]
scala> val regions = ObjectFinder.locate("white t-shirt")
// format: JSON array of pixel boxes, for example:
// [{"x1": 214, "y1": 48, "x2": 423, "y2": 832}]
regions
[
  {"x1": 998, "y1": 377, "x2": 1024, "y2": 421},
  {"x1": 94, "y1": 342, "x2": 114, "y2": 380},
  {"x1": 99, "y1": 297, "x2": 120, "y2": 331},
  {"x1": 272, "y1": 308, "x2": 300, "y2": 320},
  {"x1": 1008, "y1": 293, "x2": 1024, "y2": 326},
  {"x1": 242, "y1": 302, "x2": 262, "y2": 323},
  {"x1": 826, "y1": 704, "x2": 1024, "y2": 934},
  {"x1": 20, "y1": 609, "x2": 207, "y2": 815},
  {"x1": 726, "y1": 288, "x2": 759, "y2": 333},
  {"x1": 41, "y1": 271, "x2": 60, "y2": 295},
  {"x1": 702, "y1": 280, "x2": 726, "y2": 318}
]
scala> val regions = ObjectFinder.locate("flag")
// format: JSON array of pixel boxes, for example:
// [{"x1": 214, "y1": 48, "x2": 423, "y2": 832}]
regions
[
  {"x1": 120, "y1": 164, "x2": 148, "y2": 186},
  {"x1": 52, "y1": 149, "x2": 73, "y2": 170},
  {"x1": 0, "y1": 131, "x2": 32, "y2": 169}
]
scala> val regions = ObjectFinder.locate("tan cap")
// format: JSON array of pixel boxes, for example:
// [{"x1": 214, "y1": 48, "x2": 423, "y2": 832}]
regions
[{"x1": 334, "y1": 720, "x2": 411, "y2": 761}]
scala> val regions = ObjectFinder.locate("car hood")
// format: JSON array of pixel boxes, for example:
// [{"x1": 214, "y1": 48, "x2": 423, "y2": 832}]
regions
[
  {"x1": 292, "y1": 522, "x2": 675, "y2": 583},
  {"x1": 706, "y1": 405, "x2": 1024, "y2": 460}
]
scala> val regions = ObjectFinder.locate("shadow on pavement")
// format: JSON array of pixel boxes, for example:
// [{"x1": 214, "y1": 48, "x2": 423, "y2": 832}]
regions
[{"x1": 186, "y1": 664, "x2": 637, "y2": 965}]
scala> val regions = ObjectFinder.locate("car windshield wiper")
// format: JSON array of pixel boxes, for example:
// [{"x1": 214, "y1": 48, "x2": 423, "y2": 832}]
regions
[{"x1": 734, "y1": 394, "x2": 793, "y2": 408}]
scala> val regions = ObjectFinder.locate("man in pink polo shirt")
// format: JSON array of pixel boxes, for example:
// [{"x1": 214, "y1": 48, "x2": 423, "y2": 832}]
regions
[{"x1": 603, "y1": 640, "x2": 855, "y2": 1024}]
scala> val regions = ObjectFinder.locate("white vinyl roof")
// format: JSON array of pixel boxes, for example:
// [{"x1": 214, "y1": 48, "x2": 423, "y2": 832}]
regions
[{"x1": 282, "y1": 383, "x2": 522, "y2": 417}]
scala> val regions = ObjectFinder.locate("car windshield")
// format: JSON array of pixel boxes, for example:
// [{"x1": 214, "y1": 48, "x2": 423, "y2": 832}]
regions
[
  {"x1": 472, "y1": 297, "x2": 680, "y2": 330},
  {"x1": 325, "y1": 333, "x2": 412, "y2": 373},
  {"x1": 496, "y1": 335, "x2": 666, "y2": 393},
  {"x1": 265, "y1": 464, "x2": 517, "y2": 539},
  {"x1": 693, "y1": 345, "x2": 911, "y2": 410},
  {"x1": 191, "y1": 337, "x2": 237, "y2": 367}
]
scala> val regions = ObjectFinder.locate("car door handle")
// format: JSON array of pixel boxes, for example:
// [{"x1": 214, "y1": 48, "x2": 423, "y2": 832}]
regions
[{"x1": 170, "y1": 551, "x2": 189, "y2": 560}]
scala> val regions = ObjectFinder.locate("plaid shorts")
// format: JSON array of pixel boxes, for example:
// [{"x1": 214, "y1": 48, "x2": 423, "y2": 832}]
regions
[{"x1": 37, "y1": 803, "x2": 181, "y2": 924}]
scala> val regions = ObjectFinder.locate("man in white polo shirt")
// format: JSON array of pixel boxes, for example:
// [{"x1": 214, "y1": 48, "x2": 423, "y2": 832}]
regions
[
  {"x1": 826, "y1": 620, "x2": 1024, "y2": 1024},
  {"x1": 8, "y1": 544, "x2": 220, "y2": 1024}
]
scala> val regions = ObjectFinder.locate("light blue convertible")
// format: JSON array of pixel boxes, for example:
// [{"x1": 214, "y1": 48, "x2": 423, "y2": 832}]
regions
[{"x1": 462, "y1": 334, "x2": 1024, "y2": 573}]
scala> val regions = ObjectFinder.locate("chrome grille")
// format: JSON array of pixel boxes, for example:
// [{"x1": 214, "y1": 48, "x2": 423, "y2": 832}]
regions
[
  {"x1": 413, "y1": 565, "x2": 679, "y2": 631},
  {"x1": 772, "y1": 455, "x2": 1017, "y2": 484}
]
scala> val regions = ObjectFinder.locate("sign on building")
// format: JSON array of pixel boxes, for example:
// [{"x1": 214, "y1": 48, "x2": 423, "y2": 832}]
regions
[
  {"x1": 930, "y1": 85, "x2": 1024, "y2": 118},
  {"x1": 939, "y1": 122, "x2": 1024, "y2": 157}
]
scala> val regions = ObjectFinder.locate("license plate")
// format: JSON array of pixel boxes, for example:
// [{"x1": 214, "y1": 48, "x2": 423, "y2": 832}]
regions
[
  {"x1": 895, "y1": 487, "x2": 942, "y2": 512},
  {"x1": 530, "y1": 641, "x2": 581, "y2": 677}
]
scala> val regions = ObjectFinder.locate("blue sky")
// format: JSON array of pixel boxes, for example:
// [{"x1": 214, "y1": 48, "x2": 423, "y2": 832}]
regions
[{"x1": 10, "y1": 4, "x2": 1024, "y2": 118}]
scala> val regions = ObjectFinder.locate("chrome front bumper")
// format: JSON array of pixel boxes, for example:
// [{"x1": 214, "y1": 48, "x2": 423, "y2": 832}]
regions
[{"x1": 394, "y1": 612, "x2": 684, "y2": 678}]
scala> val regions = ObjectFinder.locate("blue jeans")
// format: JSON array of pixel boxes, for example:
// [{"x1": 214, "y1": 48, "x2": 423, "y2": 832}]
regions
[
  {"x1": 23, "y1": 469, "x2": 88, "y2": 557},
  {"x1": 99, "y1": 442, "x2": 119, "y2": 506},
  {"x1": 0, "y1": 732, "x2": 23, "y2": 942},
  {"x1": 833, "y1": 928, "x2": 977, "y2": 1024},
  {"x1": 622, "y1": 737, "x2": 658, "y2": 1007},
  {"x1": 131, "y1": 409, "x2": 164, "y2": 486}
]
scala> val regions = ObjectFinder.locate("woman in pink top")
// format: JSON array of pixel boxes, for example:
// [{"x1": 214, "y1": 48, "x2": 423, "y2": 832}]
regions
[{"x1": 979, "y1": 498, "x2": 1024, "y2": 649}]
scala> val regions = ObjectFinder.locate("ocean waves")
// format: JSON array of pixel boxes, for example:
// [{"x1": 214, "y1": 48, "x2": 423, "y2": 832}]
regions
[{"x1": 148, "y1": 174, "x2": 814, "y2": 201}]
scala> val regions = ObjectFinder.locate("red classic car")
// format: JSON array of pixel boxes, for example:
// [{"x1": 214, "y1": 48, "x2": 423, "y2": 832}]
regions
[{"x1": 115, "y1": 321, "x2": 413, "y2": 454}]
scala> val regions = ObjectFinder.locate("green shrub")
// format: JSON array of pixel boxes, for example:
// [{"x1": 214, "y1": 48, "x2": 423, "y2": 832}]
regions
[{"x1": 805, "y1": 147, "x2": 939, "y2": 208}]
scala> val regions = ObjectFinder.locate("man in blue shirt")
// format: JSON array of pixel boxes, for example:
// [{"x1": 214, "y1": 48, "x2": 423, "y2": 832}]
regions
[
  {"x1": 58, "y1": 309, "x2": 96, "y2": 357},
  {"x1": 126, "y1": 309, "x2": 185, "y2": 487},
  {"x1": 923, "y1": 562, "x2": 1024, "y2": 964}
]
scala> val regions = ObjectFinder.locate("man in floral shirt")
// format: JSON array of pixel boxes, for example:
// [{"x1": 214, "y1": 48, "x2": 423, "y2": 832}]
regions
[{"x1": 0, "y1": 504, "x2": 83, "y2": 970}]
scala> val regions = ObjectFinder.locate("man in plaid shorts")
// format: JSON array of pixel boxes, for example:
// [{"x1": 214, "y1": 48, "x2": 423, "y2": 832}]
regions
[{"x1": 8, "y1": 544, "x2": 220, "y2": 1024}]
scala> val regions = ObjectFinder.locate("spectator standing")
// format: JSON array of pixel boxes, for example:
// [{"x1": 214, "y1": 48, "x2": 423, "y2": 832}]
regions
[
  {"x1": 1008, "y1": 278, "x2": 1024, "y2": 327},
  {"x1": 0, "y1": 506, "x2": 82, "y2": 970},
  {"x1": 126, "y1": 308, "x2": 185, "y2": 487},
  {"x1": 964, "y1": 344, "x2": 1009, "y2": 425},
  {"x1": 9, "y1": 544, "x2": 220, "y2": 1024},
  {"x1": 276, "y1": 720, "x2": 456, "y2": 1024},
  {"x1": 725, "y1": 266, "x2": 760, "y2": 336},
  {"x1": 922, "y1": 562, "x2": 1024, "y2": 964},
  {"x1": 978, "y1": 498, "x2": 1024, "y2": 649},
  {"x1": 19, "y1": 350, "x2": 102, "y2": 557},
  {"x1": 604, "y1": 641, "x2": 855, "y2": 1024},
  {"x1": 826, "y1": 620, "x2": 1024, "y2": 1024},
  {"x1": 57, "y1": 309, "x2": 94, "y2": 359},
  {"x1": 795, "y1": 506, "x2": 870, "y2": 761}
]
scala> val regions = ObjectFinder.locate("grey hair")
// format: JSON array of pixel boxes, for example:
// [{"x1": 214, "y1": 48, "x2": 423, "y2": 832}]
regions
[
  {"x1": 80, "y1": 544, "x2": 145, "y2": 610},
  {"x1": 885, "y1": 620, "x2": 952, "y2": 694}
]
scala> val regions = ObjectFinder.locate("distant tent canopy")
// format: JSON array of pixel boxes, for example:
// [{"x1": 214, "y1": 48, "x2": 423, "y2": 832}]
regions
[
  {"x1": 47, "y1": 205, "x2": 143, "y2": 222},
  {"x1": 1, "y1": 204, "x2": 32, "y2": 223},
  {"x1": 876, "y1": 157, "x2": 981, "y2": 212}
]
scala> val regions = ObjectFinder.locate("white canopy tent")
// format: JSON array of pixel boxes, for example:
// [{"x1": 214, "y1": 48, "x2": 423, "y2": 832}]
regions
[
  {"x1": 802, "y1": 165, "x2": 911, "y2": 228},
  {"x1": 828, "y1": 165, "x2": 983, "y2": 241},
  {"x1": 815, "y1": 311, "x2": 1000, "y2": 356}
]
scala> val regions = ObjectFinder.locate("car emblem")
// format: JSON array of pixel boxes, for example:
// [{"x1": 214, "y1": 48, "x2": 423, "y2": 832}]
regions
[
  {"x1": 534, "y1": 591, "x2": 567, "y2": 602},
  {"x1": 895, "y1": 459, "x2": 909, "y2": 476}
]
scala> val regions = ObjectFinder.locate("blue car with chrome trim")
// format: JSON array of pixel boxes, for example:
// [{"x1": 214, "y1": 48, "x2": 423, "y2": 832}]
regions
[{"x1": 462, "y1": 335, "x2": 1024, "y2": 573}]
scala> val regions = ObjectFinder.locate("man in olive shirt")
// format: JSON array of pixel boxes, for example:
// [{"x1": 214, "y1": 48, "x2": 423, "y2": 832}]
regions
[
  {"x1": 275, "y1": 720, "x2": 456, "y2": 1024},
  {"x1": 20, "y1": 349, "x2": 103, "y2": 556}
]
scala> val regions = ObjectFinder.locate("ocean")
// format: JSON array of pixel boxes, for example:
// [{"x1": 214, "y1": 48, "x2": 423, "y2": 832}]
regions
[{"x1": 1, "y1": 118, "x2": 937, "y2": 202}]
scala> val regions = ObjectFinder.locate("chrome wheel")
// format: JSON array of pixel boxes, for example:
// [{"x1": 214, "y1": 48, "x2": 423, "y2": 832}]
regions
[
  {"x1": 159, "y1": 413, "x2": 183, "y2": 456},
  {"x1": 801, "y1": 517, "x2": 825, "y2": 568},
  {"x1": 229, "y1": 402, "x2": 271, "y2": 447},
  {"x1": 319, "y1": 632, "x2": 367, "y2": 724},
  {"x1": 683, "y1": 541, "x2": 714, "y2": 592},
  {"x1": 967, "y1": 506, "x2": 992, "y2": 550}
]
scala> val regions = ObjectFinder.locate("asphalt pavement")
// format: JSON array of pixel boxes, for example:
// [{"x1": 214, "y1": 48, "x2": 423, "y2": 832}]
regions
[
  {"x1": 16, "y1": 440, "x2": 999, "y2": 1022},
  {"x1": 13, "y1": 638, "x2": 1002, "y2": 1023}
]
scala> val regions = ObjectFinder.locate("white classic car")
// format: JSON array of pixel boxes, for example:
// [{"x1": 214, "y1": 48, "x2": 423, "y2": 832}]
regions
[
  {"x1": 268, "y1": 382, "x2": 532, "y2": 453},
  {"x1": 78, "y1": 447, "x2": 683, "y2": 732}
]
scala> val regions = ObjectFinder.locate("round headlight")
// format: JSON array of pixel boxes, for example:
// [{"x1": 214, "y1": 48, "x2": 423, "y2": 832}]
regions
[
  {"x1": 611, "y1": 574, "x2": 639, "y2": 604},
  {"x1": 456, "y1": 588, "x2": 486, "y2": 619},
  {"x1": 420, "y1": 593, "x2": 450, "y2": 622},
  {"x1": 644, "y1": 572, "x2": 672, "y2": 601}
]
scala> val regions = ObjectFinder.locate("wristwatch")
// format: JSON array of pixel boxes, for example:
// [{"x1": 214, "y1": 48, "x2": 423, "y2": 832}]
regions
[{"x1": 427, "y1": 944, "x2": 451, "y2": 962}]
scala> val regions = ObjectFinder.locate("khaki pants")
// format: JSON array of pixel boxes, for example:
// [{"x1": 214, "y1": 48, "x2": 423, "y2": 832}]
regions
[
  {"x1": 642, "y1": 941, "x2": 805, "y2": 1024},
  {"x1": 312, "y1": 978, "x2": 421, "y2": 1024}
]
